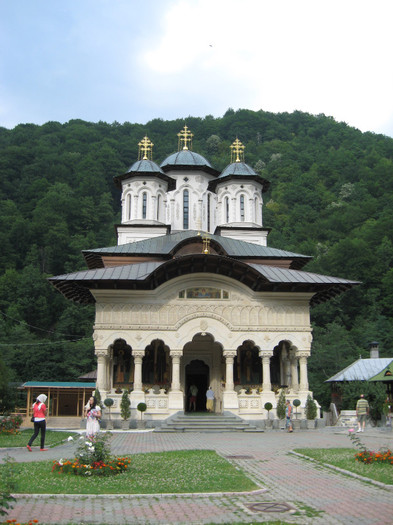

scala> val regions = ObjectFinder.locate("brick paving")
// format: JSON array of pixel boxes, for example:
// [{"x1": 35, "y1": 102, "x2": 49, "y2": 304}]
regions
[{"x1": 1, "y1": 427, "x2": 392, "y2": 524}]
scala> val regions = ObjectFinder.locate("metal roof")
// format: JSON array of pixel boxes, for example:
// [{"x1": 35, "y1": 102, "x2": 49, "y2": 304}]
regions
[
  {"x1": 49, "y1": 255, "x2": 359, "y2": 305},
  {"x1": 126, "y1": 159, "x2": 164, "y2": 174},
  {"x1": 83, "y1": 230, "x2": 312, "y2": 264},
  {"x1": 368, "y1": 361, "x2": 393, "y2": 382},
  {"x1": 220, "y1": 161, "x2": 257, "y2": 178},
  {"x1": 248, "y1": 264, "x2": 357, "y2": 285},
  {"x1": 160, "y1": 150, "x2": 212, "y2": 168},
  {"x1": 22, "y1": 381, "x2": 96, "y2": 388},
  {"x1": 325, "y1": 358, "x2": 393, "y2": 382}
]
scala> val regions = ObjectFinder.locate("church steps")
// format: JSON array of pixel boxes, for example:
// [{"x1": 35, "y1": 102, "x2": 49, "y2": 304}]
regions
[{"x1": 155, "y1": 412, "x2": 263, "y2": 433}]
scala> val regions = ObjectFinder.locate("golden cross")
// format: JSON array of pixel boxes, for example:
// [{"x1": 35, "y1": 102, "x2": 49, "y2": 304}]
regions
[
  {"x1": 230, "y1": 138, "x2": 245, "y2": 163},
  {"x1": 138, "y1": 136, "x2": 154, "y2": 160},
  {"x1": 178, "y1": 125, "x2": 193, "y2": 151},
  {"x1": 202, "y1": 233, "x2": 210, "y2": 254}
]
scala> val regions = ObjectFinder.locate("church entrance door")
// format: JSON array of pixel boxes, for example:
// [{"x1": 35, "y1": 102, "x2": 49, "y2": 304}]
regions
[{"x1": 185, "y1": 360, "x2": 209, "y2": 412}]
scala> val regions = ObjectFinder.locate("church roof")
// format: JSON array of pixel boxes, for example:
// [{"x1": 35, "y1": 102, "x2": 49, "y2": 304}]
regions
[
  {"x1": 113, "y1": 159, "x2": 176, "y2": 190},
  {"x1": 49, "y1": 254, "x2": 359, "y2": 306},
  {"x1": 325, "y1": 358, "x2": 393, "y2": 382},
  {"x1": 207, "y1": 161, "x2": 270, "y2": 192},
  {"x1": 220, "y1": 161, "x2": 257, "y2": 178},
  {"x1": 160, "y1": 150, "x2": 219, "y2": 176},
  {"x1": 82, "y1": 230, "x2": 312, "y2": 269},
  {"x1": 126, "y1": 159, "x2": 165, "y2": 174}
]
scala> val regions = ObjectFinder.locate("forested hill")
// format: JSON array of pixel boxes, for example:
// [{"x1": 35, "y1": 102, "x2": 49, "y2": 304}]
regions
[{"x1": 1, "y1": 108, "x2": 393, "y2": 408}]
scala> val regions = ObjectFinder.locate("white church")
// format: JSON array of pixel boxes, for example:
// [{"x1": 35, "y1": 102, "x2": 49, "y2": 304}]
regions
[{"x1": 50, "y1": 126, "x2": 357, "y2": 425}]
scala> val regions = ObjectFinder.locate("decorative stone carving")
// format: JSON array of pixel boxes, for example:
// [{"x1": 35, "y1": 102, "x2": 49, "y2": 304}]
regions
[{"x1": 95, "y1": 302, "x2": 310, "y2": 331}]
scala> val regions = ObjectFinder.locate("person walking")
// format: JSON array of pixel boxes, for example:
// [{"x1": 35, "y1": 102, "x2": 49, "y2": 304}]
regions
[
  {"x1": 189, "y1": 384, "x2": 198, "y2": 412},
  {"x1": 206, "y1": 386, "x2": 215, "y2": 412},
  {"x1": 285, "y1": 399, "x2": 293, "y2": 432},
  {"x1": 85, "y1": 396, "x2": 101, "y2": 437},
  {"x1": 27, "y1": 394, "x2": 48, "y2": 451},
  {"x1": 356, "y1": 394, "x2": 369, "y2": 432}
]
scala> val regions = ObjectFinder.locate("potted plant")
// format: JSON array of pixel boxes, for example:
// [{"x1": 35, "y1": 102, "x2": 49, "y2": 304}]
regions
[
  {"x1": 94, "y1": 387, "x2": 104, "y2": 409},
  {"x1": 276, "y1": 390, "x2": 286, "y2": 429},
  {"x1": 137, "y1": 402, "x2": 147, "y2": 429},
  {"x1": 264, "y1": 402, "x2": 273, "y2": 427},
  {"x1": 120, "y1": 389, "x2": 131, "y2": 430},
  {"x1": 292, "y1": 399, "x2": 301, "y2": 429},
  {"x1": 305, "y1": 394, "x2": 317, "y2": 429},
  {"x1": 104, "y1": 398, "x2": 114, "y2": 430}
]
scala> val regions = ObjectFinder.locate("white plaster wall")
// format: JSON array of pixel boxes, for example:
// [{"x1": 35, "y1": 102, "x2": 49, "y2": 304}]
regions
[{"x1": 92, "y1": 275, "x2": 313, "y2": 353}]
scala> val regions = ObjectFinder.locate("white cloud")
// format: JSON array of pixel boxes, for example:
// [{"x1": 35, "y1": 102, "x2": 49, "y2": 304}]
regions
[
  {"x1": 141, "y1": 0, "x2": 393, "y2": 135},
  {"x1": 0, "y1": 0, "x2": 392, "y2": 135}
]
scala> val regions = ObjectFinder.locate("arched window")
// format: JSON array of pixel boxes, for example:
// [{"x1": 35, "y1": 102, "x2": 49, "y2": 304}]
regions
[
  {"x1": 240, "y1": 194, "x2": 245, "y2": 222},
  {"x1": 183, "y1": 190, "x2": 189, "y2": 229},
  {"x1": 127, "y1": 194, "x2": 132, "y2": 221},
  {"x1": 207, "y1": 193, "x2": 211, "y2": 231},
  {"x1": 142, "y1": 192, "x2": 147, "y2": 219},
  {"x1": 157, "y1": 194, "x2": 161, "y2": 221},
  {"x1": 225, "y1": 197, "x2": 229, "y2": 223}
]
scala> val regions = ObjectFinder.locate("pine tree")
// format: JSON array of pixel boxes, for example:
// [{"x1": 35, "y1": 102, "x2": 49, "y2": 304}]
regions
[{"x1": 276, "y1": 390, "x2": 286, "y2": 419}]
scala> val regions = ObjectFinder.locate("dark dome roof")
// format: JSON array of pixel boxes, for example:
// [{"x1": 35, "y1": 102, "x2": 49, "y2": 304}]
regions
[
  {"x1": 126, "y1": 159, "x2": 164, "y2": 175},
  {"x1": 113, "y1": 158, "x2": 176, "y2": 190},
  {"x1": 160, "y1": 150, "x2": 212, "y2": 169},
  {"x1": 219, "y1": 162, "x2": 257, "y2": 178}
]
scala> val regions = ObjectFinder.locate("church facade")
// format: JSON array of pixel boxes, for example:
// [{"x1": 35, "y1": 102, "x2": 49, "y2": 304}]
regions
[{"x1": 50, "y1": 127, "x2": 357, "y2": 423}]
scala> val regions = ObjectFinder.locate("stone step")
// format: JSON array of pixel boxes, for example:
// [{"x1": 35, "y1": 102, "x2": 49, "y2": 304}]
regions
[{"x1": 155, "y1": 412, "x2": 263, "y2": 433}]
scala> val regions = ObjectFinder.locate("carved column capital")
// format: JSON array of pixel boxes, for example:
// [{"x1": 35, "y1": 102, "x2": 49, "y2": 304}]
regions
[
  {"x1": 170, "y1": 350, "x2": 183, "y2": 359},
  {"x1": 132, "y1": 350, "x2": 145, "y2": 359},
  {"x1": 96, "y1": 349, "x2": 109, "y2": 359},
  {"x1": 223, "y1": 350, "x2": 237, "y2": 359},
  {"x1": 297, "y1": 351, "x2": 310, "y2": 359},
  {"x1": 259, "y1": 350, "x2": 273, "y2": 359}
]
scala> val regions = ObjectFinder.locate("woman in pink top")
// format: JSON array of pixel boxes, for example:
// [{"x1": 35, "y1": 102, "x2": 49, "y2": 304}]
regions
[{"x1": 27, "y1": 394, "x2": 48, "y2": 451}]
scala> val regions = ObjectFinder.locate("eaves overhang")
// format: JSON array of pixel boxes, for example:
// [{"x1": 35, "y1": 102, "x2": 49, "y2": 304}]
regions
[
  {"x1": 208, "y1": 174, "x2": 270, "y2": 193},
  {"x1": 113, "y1": 171, "x2": 176, "y2": 191},
  {"x1": 48, "y1": 255, "x2": 359, "y2": 306},
  {"x1": 82, "y1": 231, "x2": 312, "y2": 270}
]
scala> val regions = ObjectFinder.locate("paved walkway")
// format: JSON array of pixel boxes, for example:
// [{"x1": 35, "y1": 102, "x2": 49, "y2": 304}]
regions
[{"x1": 1, "y1": 427, "x2": 392, "y2": 524}]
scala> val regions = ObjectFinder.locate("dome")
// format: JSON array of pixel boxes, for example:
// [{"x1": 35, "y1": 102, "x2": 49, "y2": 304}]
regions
[
  {"x1": 219, "y1": 162, "x2": 257, "y2": 178},
  {"x1": 160, "y1": 150, "x2": 212, "y2": 169},
  {"x1": 126, "y1": 159, "x2": 165, "y2": 175}
]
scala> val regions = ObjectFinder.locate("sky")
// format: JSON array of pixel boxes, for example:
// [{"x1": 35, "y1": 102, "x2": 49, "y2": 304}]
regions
[{"x1": 1, "y1": 0, "x2": 393, "y2": 137}]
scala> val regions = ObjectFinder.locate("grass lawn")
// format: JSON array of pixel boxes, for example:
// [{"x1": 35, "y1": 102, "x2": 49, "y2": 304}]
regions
[
  {"x1": 295, "y1": 448, "x2": 393, "y2": 485},
  {"x1": 2, "y1": 449, "x2": 258, "y2": 494},
  {"x1": 0, "y1": 430, "x2": 79, "y2": 448}
]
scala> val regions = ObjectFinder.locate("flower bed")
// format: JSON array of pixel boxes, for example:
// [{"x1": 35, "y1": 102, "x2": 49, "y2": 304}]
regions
[
  {"x1": 355, "y1": 449, "x2": 393, "y2": 464},
  {"x1": 0, "y1": 414, "x2": 23, "y2": 435},
  {"x1": 52, "y1": 457, "x2": 130, "y2": 476},
  {"x1": 349, "y1": 428, "x2": 393, "y2": 465},
  {"x1": 52, "y1": 433, "x2": 131, "y2": 477}
]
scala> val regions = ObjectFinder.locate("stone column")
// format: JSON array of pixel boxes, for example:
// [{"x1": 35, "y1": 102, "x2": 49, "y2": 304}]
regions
[
  {"x1": 151, "y1": 195, "x2": 156, "y2": 220},
  {"x1": 223, "y1": 350, "x2": 236, "y2": 391},
  {"x1": 168, "y1": 350, "x2": 184, "y2": 410},
  {"x1": 133, "y1": 194, "x2": 138, "y2": 220},
  {"x1": 222, "y1": 350, "x2": 238, "y2": 410},
  {"x1": 290, "y1": 350, "x2": 299, "y2": 392},
  {"x1": 259, "y1": 350, "x2": 273, "y2": 392},
  {"x1": 298, "y1": 351, "x2": 310, "y2": 392},
  {"x1": 230, "y1": 198, "x2": 236, "y2": 222},
  {"x1": 132, "y1": 350, "x2": 145, "y2": 392},
  {"x1": 259, "y1": 350, "x2": 275, "y2": 405},
  {"x1": 249, "y1": 197, "x2": 254, "y2": 222},
  {"x1": 96, "y1": 349, "x2": 109, "y2": 392},
  {"x1": 130, "y1": 349, "x2": 146, "y2": 413},
  {"x1": 170, "y1": 350, "x2": 182, "y2": 392}
]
